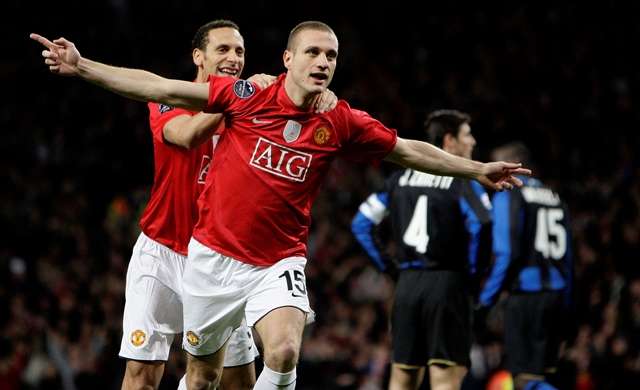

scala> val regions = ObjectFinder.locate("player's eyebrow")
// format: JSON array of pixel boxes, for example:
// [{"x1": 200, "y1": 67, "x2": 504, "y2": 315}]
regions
[{"x1": 304, "y1": 46, "x2": 338, "y2": 58}]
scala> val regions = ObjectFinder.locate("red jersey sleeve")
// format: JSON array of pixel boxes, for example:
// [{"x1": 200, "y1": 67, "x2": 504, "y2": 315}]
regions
[
  {"x1": 204, "y1": 76, "x2": 259, "y2": 114},
  {"x1": 338, "y1": 105, "x2": 398, "y2": 163},
  {"x1": 147, "y1": 102, "x2": 193, "y2": 144}
]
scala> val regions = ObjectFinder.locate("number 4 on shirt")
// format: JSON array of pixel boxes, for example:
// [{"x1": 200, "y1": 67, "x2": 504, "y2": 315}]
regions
[{"x1": 403, "y1": 195, "x2": 430, "y2": 254}]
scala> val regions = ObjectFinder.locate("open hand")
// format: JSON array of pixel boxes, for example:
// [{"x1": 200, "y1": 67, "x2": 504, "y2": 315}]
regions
[{"x1": 477, "y1": 161, "x2": 532, "y2": 191}]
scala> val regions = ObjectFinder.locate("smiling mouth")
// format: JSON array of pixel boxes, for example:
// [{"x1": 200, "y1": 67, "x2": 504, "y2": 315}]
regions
[{"x1": 218, "y1": 67, "x2": 239, "y2": 77}]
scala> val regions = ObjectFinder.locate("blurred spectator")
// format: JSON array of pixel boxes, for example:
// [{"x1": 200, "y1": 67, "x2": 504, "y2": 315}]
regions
[{"x1": 4, "y1": 2, "x2": 640, "y2": 388}]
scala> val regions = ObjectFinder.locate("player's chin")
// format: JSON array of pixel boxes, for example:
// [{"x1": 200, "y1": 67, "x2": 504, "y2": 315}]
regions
[{"x1": 306, "y1": 84, "x2": 327, "y2": 94}]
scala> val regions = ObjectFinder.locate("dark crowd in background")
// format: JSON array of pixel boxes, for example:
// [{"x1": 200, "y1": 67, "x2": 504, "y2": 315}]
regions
[{"x1": 2, "y1": 2, "x2": 640, "y2": 389}]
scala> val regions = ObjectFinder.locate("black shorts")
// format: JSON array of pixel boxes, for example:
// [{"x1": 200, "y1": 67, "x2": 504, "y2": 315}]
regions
[
  {"x1": 504, "y1": 291, "x2": 566, "y2": 376},
  {"x1": 391, "y1": 270, "x2": 472, "y2": 368}
]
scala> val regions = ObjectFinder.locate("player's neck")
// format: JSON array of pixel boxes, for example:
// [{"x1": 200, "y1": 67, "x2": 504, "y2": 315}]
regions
[
  {"x1": 284, "y1": 74, "x2": 318, "y2": 110},
  {"x1": 195, "y1": 70, "x2": 209, "y2": 83}
]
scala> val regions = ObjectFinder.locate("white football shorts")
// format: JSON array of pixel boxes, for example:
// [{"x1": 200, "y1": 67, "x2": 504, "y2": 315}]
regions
[
  {"x1": 182, "y1": 238, "x2": 315, "y2": 356},
  {"x1": 119, "y1": 232, "x2": 257, "y2": 366}
]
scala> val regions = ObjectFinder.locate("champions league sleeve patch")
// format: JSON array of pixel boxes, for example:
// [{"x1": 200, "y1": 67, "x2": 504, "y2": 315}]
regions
[
  {"x1": 233, "y1": 80, "x2": 256, "y2": 99},
  {"x1": 158, "y1": 104, "x2": 174, "y2": 114}
]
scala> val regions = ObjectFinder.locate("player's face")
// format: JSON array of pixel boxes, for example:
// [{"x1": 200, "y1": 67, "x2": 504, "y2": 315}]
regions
[
  {"x1": 283, "y1": 29, "x2": 338, "y2": 95},
  {"x1": 196, "y1": 27, "x2": 245, "y2": 80},
  {"x1": 454, "y1": 123, "x2": 476, "y2": 159}
]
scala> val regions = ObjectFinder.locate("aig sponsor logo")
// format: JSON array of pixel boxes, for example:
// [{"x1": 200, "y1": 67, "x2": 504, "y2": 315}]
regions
[
  {"x1": 250, "y1": 138, "x2": 312, "y2": 182},
  {"x1": 197, "y1": 155, "x2": 211, "y2": 184}
]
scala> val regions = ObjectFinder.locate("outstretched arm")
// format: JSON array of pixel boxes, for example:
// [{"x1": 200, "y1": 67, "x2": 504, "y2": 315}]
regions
[
  {"x1": 385, "y1": 137, "x2": 531, "y2": 191},
  {"x1": 30, "y1": 33, "x2": 209, "y2": 111}
]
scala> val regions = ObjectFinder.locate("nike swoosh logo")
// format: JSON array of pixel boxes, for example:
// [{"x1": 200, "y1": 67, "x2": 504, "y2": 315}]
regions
[
  {"x1": 291, "y1": 293, "x2": 305, "y2": 298},
  {"x1": 252, "y1": 118, "x2": 273, "y2": 124}
]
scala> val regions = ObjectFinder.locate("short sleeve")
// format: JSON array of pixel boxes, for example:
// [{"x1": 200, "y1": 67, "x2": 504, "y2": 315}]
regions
[
  {"x1": 339, "y1": 107, "x2": 397, "y2": 163},
  {"x1": 148, "y1": 102, "x2": 193, "y2": 144},
  {"x1": 205, "y1": 76, "x2": 258, "y2": 114}
]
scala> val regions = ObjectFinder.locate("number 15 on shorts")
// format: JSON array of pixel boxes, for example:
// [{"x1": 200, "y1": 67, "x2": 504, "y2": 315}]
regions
[{"x1": 279, "y1": 270, "x2": 307, "y2": 298}]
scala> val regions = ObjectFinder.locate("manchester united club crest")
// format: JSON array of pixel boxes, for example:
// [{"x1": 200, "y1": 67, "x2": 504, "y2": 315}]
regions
[
  {"x1": 283, "y1": 120, "x2": 302, "y2": 143},
  {"x1": 130, "y1": 329, "x2": 147, "y2": 347},
  {"x1": 186, "y1": 331, "x2": 200, "y2": 346},
  {"x1": 314, "y1": 127, "x2": 331, "y2": 145}
]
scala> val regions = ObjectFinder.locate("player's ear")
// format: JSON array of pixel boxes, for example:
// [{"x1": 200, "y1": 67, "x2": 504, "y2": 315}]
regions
[
  {"x1": 283, "y1": 50, "x2": 292, "y2": 70},
  {"x1": 443, "y1": 133, "x2": 457, "y2": 150},
  {"x1": 193, "y1": 48, "x2": 203, "y2": 67}
]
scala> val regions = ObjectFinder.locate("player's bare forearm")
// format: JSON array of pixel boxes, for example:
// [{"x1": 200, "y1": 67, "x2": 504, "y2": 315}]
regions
[
  {"x1": 77, "y1": 58, "x2": 208, "y2": 110},
  {"x1": 385, "y1": 138, "x2": 483, "y2": 179},
  {"x1": 163, "y1": 112, "x2": 224, "y2": 149},
  {"x1": 30, "y1": 34, "x2": 209, "y2": 110}
]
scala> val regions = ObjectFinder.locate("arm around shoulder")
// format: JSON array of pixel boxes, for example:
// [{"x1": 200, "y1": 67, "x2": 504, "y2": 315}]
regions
[{"x1": 163, "y1": 112, "x2": 224, "y2": 149}]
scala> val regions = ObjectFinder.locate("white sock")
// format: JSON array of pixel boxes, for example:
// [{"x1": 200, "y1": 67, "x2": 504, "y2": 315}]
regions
[
  {"x1": 177, "y1": 375, "x2": 187, "y2": 390},
  {"x1": 253, "y1": 364, "x2": 297, "y2": 389}
]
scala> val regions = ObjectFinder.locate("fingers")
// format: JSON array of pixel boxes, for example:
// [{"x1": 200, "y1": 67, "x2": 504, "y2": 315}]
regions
[
  {"x1": 478, "y1": 175, "x2": 501, "y2": 192},
  {"x1": 509, "y1": 167, "x2": 532, "y2": 176},
  {"x1": 30, "y1": 33, "x2": 58, "y2": 50},
  {"x1": 53, "y1": 37, "x2": 72, "y2": 47},
  {"x1": 247, "y1": 73, "x2": 274, "y2": 89},
  {"x1": 316, "y1": 94, "x2": 326, "y2": 113},
  {"x1": 500, "y1": 163, "x2": 531, "y2": 176},
  {"x1": 479, "y1": 173, "x2": 523, "y2": 191},
  {"x1": 507, "y1": 175, "x2": 524, "y2": 187},
  {"x1": 500, "y1": 162, "x2": 522, "y2": 170},
  {"x1": 328, "y1": 92, "x2": 337, "y2": 110},
  {"x1": 42, "y1": 50, "x2": 59, "y2": 60}
]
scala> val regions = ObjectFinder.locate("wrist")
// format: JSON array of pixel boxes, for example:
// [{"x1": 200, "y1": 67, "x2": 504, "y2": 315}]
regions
[
  {"x1": 76, "y1": 57, "x2": 90, "y2": 78},
  {"x1": 469, "y1": 160, "x2": 485, "y2": 179}
]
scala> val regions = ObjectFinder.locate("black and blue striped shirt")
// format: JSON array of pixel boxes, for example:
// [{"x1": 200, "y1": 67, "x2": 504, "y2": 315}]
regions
[
  {"x1": 351, "y1": 169, "x2": 492, "y2": 275},
  {"x1": 479, "y1": 177, "x2": 573, "y2": 306}
]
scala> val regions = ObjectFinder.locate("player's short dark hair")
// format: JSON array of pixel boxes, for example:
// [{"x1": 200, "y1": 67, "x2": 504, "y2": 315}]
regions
[
  {"x1": 287, "y1": 21, "x2": 336, "y2": 50},
  {"x1": 192, "y1": 19, "x2": 240, "y2": 50},
  {"x1": 424, "y1": 109, "x2": 471, "y2": 148},
  {"x1": 492, "y1": 142, "x2": 531, "y2": 166}
]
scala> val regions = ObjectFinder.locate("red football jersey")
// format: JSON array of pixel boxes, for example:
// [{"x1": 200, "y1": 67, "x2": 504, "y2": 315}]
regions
[
  {"x1": 193, "y1": 74, "x2": 397, "y2": 266},
  {"x1": 139, "y1": 103, "x2": 220, "y2": 255}
]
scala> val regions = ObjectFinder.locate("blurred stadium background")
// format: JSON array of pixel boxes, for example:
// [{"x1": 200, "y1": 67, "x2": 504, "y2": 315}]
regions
[{"x1": 3, "y1": 1, "x2": 640, "y2": 389}]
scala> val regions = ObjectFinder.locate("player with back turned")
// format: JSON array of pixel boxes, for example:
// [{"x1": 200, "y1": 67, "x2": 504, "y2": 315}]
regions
[
  {"x1": 352, "y1": 110, "x2": 492, "y2": 390},
  {"x1": 477, "y1": 142, "x2": 573, "y2": 390}
]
